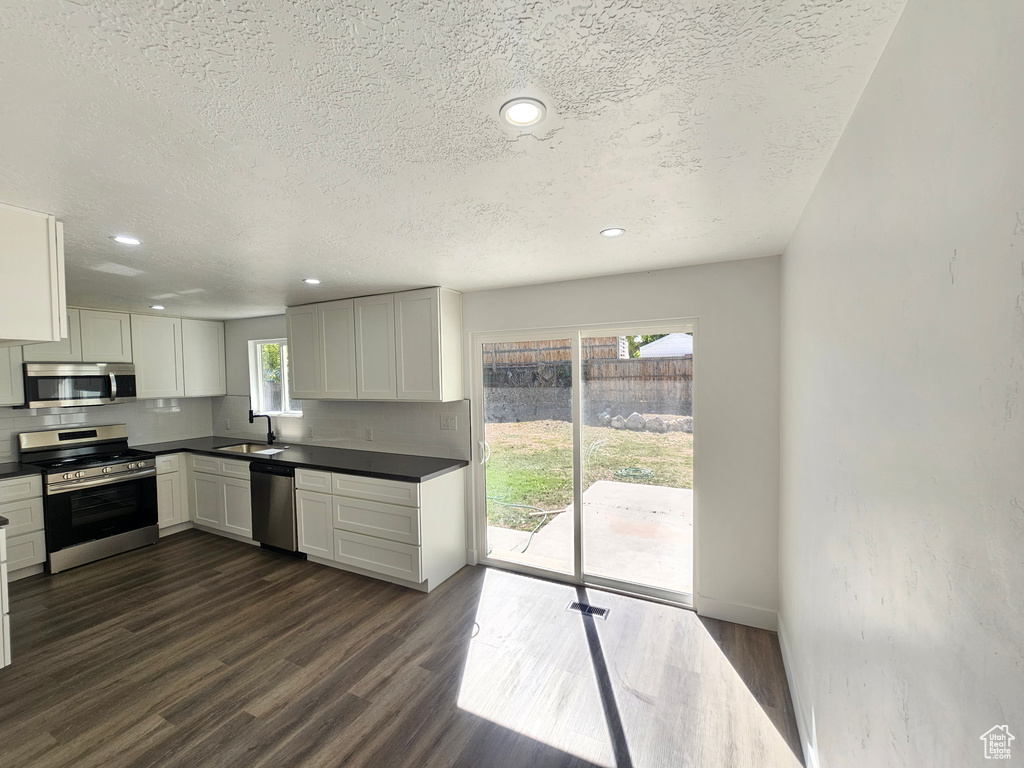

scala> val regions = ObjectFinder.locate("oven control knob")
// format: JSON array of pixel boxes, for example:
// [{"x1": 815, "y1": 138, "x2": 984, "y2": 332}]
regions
[
  {"x1": 75, "y1": 471, "x2": 85, "y2": 478},
  {"x1": 127, "y1": 463, "x2": 136, "y2": 470},
  {"x1": 63, "y1": 472, "x2": 72, "y2": 480},
  {"x1": 102, "y1": 467, "x2": 112, "y2": 474}
]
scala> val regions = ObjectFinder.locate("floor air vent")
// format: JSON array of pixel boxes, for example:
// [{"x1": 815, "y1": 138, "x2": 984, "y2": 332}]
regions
[{"x1": 567, "y1": 601, "x2": 609, "y2": 619}]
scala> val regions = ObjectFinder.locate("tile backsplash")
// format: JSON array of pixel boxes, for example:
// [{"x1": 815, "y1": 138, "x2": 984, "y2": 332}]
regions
[
  {"x1": 212, "y1": 396, "x2": 472, "y2": 461},
  {"x1": 0, "y1": 396, "x2": 472, "y2": 465},
  {"x1": 0, "y1": 398, "x2": 215, "y2": 464}
]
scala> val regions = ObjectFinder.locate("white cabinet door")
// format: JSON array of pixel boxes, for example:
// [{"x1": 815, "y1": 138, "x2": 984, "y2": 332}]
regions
[
  {"x1": 0, "y1": 346, "x2": 24, "y2": 406},
  {"x1": 354, "y1": 294, "x2": 397, "y2": 400},
  {"x1": 318, "y1": 299, "x2": 357, "y2": 399},
  {"x1": 394, "y1": 288, "x2": 441, "y2": 401},
  {"x1": 80, "y1": 310, "x2": 132, "y2": 362},
  {"x1": 192, "y1": 472, "x2": 224, "y2": 529},
  {"x1": 181, "y1": 319, "x2": 226, "y2": 396},
  {"x1": 222, "y1": 477, "x2": 252, "y2": 538},
  {"x1": 286, "y1": 304, "x2": 320, "y2": 399},
  {"x1": 157, "y1": 473, "x2": 185, "y2": 529},
  {"x1": 296, "y1": 490, "x2": 334, "y2": 559},
  {"x1": 131, "y1": 314, "x2": 184, "y2": 397},
  {"x1": 22, "y1": 308, "x2": 81, "y2": 362},
  {"x1": 0, "y1": 204, "x2": 65, "y2": 344}
]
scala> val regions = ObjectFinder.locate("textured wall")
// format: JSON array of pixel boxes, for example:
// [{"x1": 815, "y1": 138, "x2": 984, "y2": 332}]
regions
[
  {"x1": 0, "y1": 0, "x2": 902, "y2": 318},
  {"x1": 779, "y1": 1, "x2": 1024, "y2": 765}
]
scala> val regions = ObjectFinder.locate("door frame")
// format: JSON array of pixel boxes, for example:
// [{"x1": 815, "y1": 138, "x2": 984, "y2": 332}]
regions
[{"x1": 469, "y1": 318, "x2": 699, "y2": 609}]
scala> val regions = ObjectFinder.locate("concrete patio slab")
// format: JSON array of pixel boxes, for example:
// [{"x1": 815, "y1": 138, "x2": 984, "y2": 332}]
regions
[{"x1": 487, "y1": 480, "x2": 693, "y2": 595}]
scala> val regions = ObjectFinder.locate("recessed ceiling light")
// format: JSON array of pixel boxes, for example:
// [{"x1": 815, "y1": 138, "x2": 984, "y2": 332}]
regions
[
  {"x1": 303, "y1": 278, "x2": 321, "y2": 285},
  {"x1": 500, "y1": 98, "x2": 546, "y2": 127},
  {"x1": 600, "y1": 228, "x2": 626, "y2": 238},
  {"x1": 111, "y1": 235, "x2": 142, "y2": 245},
  {"x1": 150, "y1": 305, "x2": 165, "y2": 310}
]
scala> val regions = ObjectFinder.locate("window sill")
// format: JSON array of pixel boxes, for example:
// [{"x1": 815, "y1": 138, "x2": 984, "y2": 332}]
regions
[{"x1": 260, "y1": 411, "x2": 303, "y2": 418}]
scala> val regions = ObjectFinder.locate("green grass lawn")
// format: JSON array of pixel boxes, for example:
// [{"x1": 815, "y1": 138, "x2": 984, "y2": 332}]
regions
[{"x1": 485, "y1": 419, "x2": 694, "y2": 531}]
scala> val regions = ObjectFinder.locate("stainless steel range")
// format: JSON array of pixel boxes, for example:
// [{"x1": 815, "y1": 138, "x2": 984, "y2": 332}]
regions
[{"x1": 18, "y1": 424, "x2": 158, "y2": 573}]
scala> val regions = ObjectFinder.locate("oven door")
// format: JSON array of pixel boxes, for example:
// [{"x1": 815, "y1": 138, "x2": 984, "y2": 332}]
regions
[
  {"x1": 23, "y1": 363, "x2": 137, "y2": 408},
  {"x1": 45, "y1": 473, "x2": 158, "y2": 554}
]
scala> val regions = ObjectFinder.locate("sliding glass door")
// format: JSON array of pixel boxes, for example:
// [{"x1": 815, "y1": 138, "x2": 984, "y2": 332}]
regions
[{"x1": 476, "y1": 326, "x2": 695, "y2": 604}]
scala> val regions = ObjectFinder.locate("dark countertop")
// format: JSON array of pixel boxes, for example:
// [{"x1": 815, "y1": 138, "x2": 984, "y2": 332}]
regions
[
  {"x1": 0, "y1": 516, "x2": 7, "y2": 528},
  {"x1": 0, "y1": 463, "x2": 44, "y2": 482},
  {"x1": 133, "y1": 437, "x2": 468, "y2": 483}
]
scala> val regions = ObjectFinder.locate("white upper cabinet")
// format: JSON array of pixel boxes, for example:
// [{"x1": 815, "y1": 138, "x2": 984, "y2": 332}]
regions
[
  {"x1": 80, "y1": 310, "x2": 133, "y2": 362},
  {"x1": 131, "y1": 314, "x2": 184, "y2": 398},
  {"x1": 318, "y1": 299, "x2": 357, "y2": 399},
  {"x1": 0, "y1": 204, "x2": 66, "y2": 345},
  {"x1": 286, "y1": 304, "x2": 320, "y2": 400},
  {"x1": 22, "y1": 309, "x2": 82, "y2": 362},
  {"x1": 0, "y1": 347, "x2": 24, "y2": 407},
  {"x1": 181, "y1": 319, "x2": 226, "y2": 397},
  {"x1": 286, "y1": 287, "x2": 462, "y2": 402},
  {"x1": 354, "y1": 294, "x2": 397, "y2": 400},
  {"x1": 395, "y1": 288, "x2": 463, "y2": 401}
]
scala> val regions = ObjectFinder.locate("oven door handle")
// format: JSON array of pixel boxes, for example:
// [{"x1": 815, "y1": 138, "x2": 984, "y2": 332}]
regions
[
  {"x1": 47, "y1": 468, "x2": 155, "y2": 495},
  {"x1": 109, "y1": 372, "x2": 118, "y2": 402}
]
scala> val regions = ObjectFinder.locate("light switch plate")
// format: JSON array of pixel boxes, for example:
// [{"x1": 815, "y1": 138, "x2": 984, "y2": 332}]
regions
[{"x1": 441, "y1": 416, "x2": 457, "y2": 431}]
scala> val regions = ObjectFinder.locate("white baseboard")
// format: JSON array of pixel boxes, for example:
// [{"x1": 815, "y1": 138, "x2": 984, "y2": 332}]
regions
[
  {"x1": 778, "y1": 613, "x2": 816, "y2": 768},
  {"x1": 696, "y1": 595, "x2": 778, "y2": 631},
  {"x1": 8, "y1": 563, "x2": 44, "y2": 582},
  {"x1": 191, "y1": 523, "x2": 258, "y2": 546},
  {"x1": 159, "y1": 521, "x2": 194, "y2": 537},
  {"x1": 466, "y1": 548, "x2": 478, "y2": 566}
]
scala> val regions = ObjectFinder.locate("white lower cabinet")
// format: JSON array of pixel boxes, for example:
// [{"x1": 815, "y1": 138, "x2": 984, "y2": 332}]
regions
[
  {"x1": 0, "y1": 475, "x2": 45, "y2": 581},
  {"x1": 296, "y1": 466, "x2": 466, "y2": 592},
  {"x1": 296, "y1": 491, "x2": 333, "y2": 560},
  {"x1": 1, "y1": 527, "x2": 10, "y2": 668},
  {"x1": 189, "y1": 456, "x2": 252, "y2": 540},
  {"x1": 156, "y1": 473, "x2": 187, "y2": 532}
]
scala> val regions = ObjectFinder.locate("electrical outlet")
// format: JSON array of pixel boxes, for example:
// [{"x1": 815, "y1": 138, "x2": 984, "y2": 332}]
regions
[
  {"x1": 306, "y1": 425, "x2": 314, "y2": 439},
  {"x1": 365, "y1": 427, "x2": 373, "y2": 441},
  {"x1": 224, "y1": 419, "x2": 230, "y2": 430},
  {"x1": 440, "y1": 416, "x2": 458, "y2": 431}
]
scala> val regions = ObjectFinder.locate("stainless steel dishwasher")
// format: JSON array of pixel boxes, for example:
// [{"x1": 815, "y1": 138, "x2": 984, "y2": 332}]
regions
[{"x1": 250, "y1": 463, "x2": 301, "y2": 553}]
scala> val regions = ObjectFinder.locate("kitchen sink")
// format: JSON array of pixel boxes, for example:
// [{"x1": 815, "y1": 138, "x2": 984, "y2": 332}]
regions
[{"x1": 215, "y1": 443, "x2": 289, "y2": 455}]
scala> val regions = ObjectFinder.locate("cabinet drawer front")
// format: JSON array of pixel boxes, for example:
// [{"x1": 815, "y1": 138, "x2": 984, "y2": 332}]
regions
[
  {"x1": 0, "y1": 529, "x2": 6, "y2": 563},
  {"x1": 333, "y1": 529, "x2": 422, "y2": 583},
  {"x1": 332, "y1": 473, "x2": 419, "y2": 508},
  {"x1": 0, "y1": 475, "x2": 42, "y2": 504},
  {"x1": 296, "y1": 468, "x2": 331, "y2": 493},
  {"x1": 333, "y1": 497, "x2": 420, "y2": 546},
  {"x1": 2, "y1": 613, "x2": 10, "y2": 667},
  {"x1": 0, "y1": 497, "x2": 44, "y2": 537},
  {"x1": 156, "y1": 454, "x2": 181, "y2": 474},
  {"x1": 218, "y1": 459, "x2": 251, "y2": 480},
  {"x1": 0, "y1": 562, "x2": 7, "y2": 614},
  {"x1": 190, "y1": 455, "x2": 220, "y2": 474},
  {"x1": 7, "y1": 530, "x2": 46, "y2": 572}
]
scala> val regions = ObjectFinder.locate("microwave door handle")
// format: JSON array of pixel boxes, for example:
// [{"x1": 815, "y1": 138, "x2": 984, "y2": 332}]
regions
[{"x1": 109, "y1": 373, "x2": 118, "y2": 402}]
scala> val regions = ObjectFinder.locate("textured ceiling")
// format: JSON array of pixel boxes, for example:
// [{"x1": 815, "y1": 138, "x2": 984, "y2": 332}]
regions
[{"x1": 0, "y1": 0, "x2": 904, "y2": 319}]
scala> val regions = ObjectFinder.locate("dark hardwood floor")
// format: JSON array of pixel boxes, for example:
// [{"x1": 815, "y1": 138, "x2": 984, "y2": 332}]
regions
[{"x1": 0, "y1": 530, "x2": 802, "y2": 767}]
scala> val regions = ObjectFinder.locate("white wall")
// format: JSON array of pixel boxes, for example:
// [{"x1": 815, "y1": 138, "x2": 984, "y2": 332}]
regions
[
  {"x1": 0, "y1": 399, "x2": 213, "y2": 461},
  {"x1": 217, "y1": 315, "x2": 471, "y2": 460},
  {"x1": 779, "y1": 1, "x2": 1024, "y2": 765},
  {"x1": 462, "y1": 256, "x2": 781, "y2": 628}
]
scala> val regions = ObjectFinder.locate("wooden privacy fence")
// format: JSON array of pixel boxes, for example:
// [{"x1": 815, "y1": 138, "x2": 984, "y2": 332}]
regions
[{"x1": 482, "y1": 340, "x2": 693, "y2": 422}]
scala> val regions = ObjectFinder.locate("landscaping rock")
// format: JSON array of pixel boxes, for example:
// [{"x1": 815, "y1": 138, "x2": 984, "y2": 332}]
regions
[
  {"x1": 625, "y1": 412, "x2": 646, "y2": 431},
  {"x1": 599, "y1": 413, "x2": 612, "y2": 426},
  {"x1": 610, "y1": 415, "x2": 627, "y2": 430},
  {"x1": 679, "y1": 416, "x2": 693, "y2": 433},
  {"x1": 645, "y1": 416, "x2": 668, "y2": 433},
  {"x1": 668, "y1": 419, "x2": 683, "y2": 432}
]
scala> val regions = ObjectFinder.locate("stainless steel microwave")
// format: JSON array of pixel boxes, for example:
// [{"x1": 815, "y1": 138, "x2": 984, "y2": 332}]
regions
[{"x1": 22, "y1": 363, "x2": 138, "y2": 408}]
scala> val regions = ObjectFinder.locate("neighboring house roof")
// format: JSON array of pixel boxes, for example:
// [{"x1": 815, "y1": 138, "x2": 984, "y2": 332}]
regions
[{"x1": 638, "y1": 333, "x2": 693, "y2": 358}]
